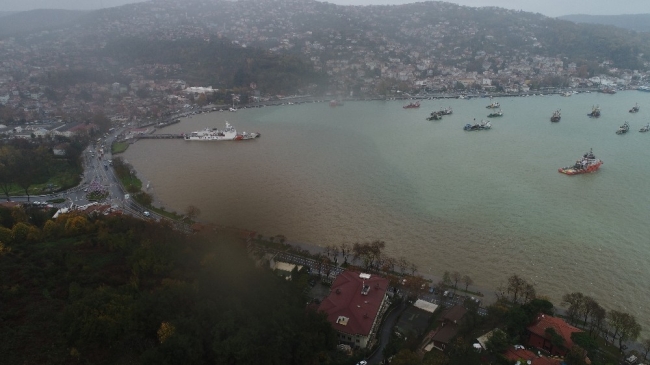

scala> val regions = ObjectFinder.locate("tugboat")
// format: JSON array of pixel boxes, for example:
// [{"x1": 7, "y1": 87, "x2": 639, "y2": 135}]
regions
[
  {"x1": 558, "y1": 149, "x2": 603, "y2": 175},
  {"x1": 616, "y1": 121, "x2": 630, "y2": 135},
  {"x1": 629, "y1": 103, "x2": 640, "y2": 113},
  {"x1": 587, "y1": 105, "x2": 601, "y2": 118},
  {"x1": 550, "y1": 109, "x2": 561, "y2": 123},
  {"x1": 486, "y1": 100, "x2": 500, "y2": 109},
  {"x1": 487, "y1": 110, "x2": 503, "y2": 118},
  {"x1": 463, "y1": 119, "x2": 491, "y2": 131},
  {"x1": 640, "y1": 123, "x2": 650, "y2": 132},
  {"x1": 403, "y1": 101, "x2": 420, "y2": 109}
]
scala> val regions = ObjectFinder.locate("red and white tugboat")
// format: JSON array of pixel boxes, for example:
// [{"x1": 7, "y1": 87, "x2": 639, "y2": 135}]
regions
[{"x1": 558, "y1": 149, "x2": 603, "y2": 175}]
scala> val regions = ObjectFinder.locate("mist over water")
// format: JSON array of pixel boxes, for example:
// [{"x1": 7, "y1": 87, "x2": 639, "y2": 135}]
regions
[{"x1": 125, "y1": 91, "x2": 650, "y2": 328}]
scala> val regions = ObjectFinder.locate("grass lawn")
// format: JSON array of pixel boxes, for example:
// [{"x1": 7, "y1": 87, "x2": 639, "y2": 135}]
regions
[
  {"x1": 148, "y1": 206, "x2": 184, "y2": 221},
  {"x1": 118, "y1": 174, "x2": 142, "y2": 192},
  {"x1": 6, "y1": 160, "x2": 81, "y2": 196},
  {"x1": 111, "y1": 141, "x2": 130, "y2": 154}
]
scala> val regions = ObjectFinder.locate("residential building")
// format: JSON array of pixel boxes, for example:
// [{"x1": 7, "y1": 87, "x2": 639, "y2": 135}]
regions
[
  {"x1": 395, "y1": 299, "x2": 438, "y2": 337},
  {"x1": 430, "y1": 304, "x2": 467, "y2": 351},
  {"x1": 526, "y1": 314, "x2": 583, "y2": 357},
  {"x1": 317, "y1": 271, "x2": 389, "y2": 349}
]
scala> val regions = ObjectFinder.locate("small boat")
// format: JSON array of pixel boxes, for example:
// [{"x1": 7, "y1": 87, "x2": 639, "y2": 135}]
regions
[
  {"x1": 427, "y1": 112, "x2": 442, "y2": 121},
  {"x1": 463, "y1": 119, "x2": 491, "y2": 131},
  {"x1": 638, "y1": 86, "x2": 650, "y2": 92},
  {"x1": 600, "y1": 87, "x2": 616, "y2": 94},
  {"x1": 486, "y1": 101, "x2": 500, "y2": 109},
  {"x1": 629, "y1": 103, "x2": 640, "y2": 113},
  {"x1": 550, "y1": 109, "x2": 561, "y2": 123},
  {"x1": 441, "y1": 107, "x2": 453, "y2": 115},
  {"x1": 616, "y1": 122, "x2": 630, "y2": 135},
  {"x1": 403, "y1": 101, "x2": 420, "y2": 109},
  {"x1": 487, "y1": 110, "x2": 503, "y2": 118},
  {"x1": 588, "y1": 105, "x2": 601, "y2": 118},
  {"x1": 639, "y1": 123, "x2": 650, "y2": 132},
  {"x1": 558, "y1": 148, "x2": 603, "y2": 175},
  {"x1": 330, "y1": 100, "x2": 344, "y2": 107}
]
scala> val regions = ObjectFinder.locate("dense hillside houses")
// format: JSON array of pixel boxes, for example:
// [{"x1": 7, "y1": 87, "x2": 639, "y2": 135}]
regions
[{"x1": 0, "y1": 0, "x2": 649, "y2": 127}]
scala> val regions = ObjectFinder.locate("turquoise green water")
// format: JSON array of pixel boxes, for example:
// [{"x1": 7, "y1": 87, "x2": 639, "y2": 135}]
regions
[{"x1": 125, "y1": 91, "x2": 650, "y2": 325}]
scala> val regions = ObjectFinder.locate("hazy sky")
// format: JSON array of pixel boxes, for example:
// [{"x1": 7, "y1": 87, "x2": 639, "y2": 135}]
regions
[{"x1": 2, "y1": 0, "x2": 650, "y2": 17}]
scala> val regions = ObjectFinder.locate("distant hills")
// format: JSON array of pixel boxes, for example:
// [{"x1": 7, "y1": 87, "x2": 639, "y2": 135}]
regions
[
  {"x1": 0, "y1": 9, "x2": 87, "y2": 36},
  {"x1": 559, "y1": 14, "x2": 650, "y2": 33}
]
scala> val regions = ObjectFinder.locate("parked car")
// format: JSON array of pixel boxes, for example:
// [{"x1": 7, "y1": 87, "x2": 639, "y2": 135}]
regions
[{"x1": 143, "y1": 211, "x2": 151, "y2": 217}]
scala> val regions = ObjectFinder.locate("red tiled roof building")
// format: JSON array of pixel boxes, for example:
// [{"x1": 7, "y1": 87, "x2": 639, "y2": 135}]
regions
[
  {"x1": 527, "y1": 314, "x2": 583, "y2": 356},
  {"x1": 317, "y1": 271, "x2": 389, "y2": 349},
  {"x1": 504, "y1": 346, "x2": 563, "y2": 365}
]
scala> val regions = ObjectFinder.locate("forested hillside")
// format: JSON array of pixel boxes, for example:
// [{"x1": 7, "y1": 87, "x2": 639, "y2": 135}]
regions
[
  {"x1": 0, "y1": 210, "x2": 337, "y2": 364},
  {"x1": 559, "y1": 14, "x2": 650, "y2": 33}
]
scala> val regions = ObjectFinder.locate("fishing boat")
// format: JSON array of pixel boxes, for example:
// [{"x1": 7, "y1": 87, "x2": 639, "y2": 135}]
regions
[
  {"x1": 403, "y1": 101, "x2": 420, "y2": 109},
  {"x1": 550, "y1": 109, "x2": 561, "y2": 122},
  {"x1": 629, "y1": 103, "x2": 640, "y2": 113},
  {"x1": 587, "y1": 105, "x2": 601, "y2": 118},
  {"x1": 639, "y1": 123, "x2": 650, "y2": 132},
  {"x1": 487, "y1": 110, "x2": 503, "y2": 118},
  {"x1": 463, "y1": 119, "x2": 491, "y2": 131},
  {"x1": 486, "y1": 101, "x2": 500, "y2": 109},
  {"x1": 558, "y1": 149, "x2": 603, "y2": 175},
  {"x1": 616, "y1": 122, "x2": 630, "y2": 135},
  {"x1": 427, "y1": 111, "x2": 442, "y2": 121}
]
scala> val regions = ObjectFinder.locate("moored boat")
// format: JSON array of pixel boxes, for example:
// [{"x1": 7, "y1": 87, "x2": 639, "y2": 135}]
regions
[
  {"x1": 487, "y1": 110, "x2": 503, "y2": 118},
  {"x1": 486, "y1": 101, "x2": 500, "y2": 109},
  {"x1": 550, "y1": 109, "x2": 561, "y2": 122},
  {"x1": 403, "y1": 101, "x2": 420, "y2": 109},
  {"x1": 463, "y1": 119, "x2": 491, "y2": 131},
  {"x1": 588, "y1": 105, "x2": 601, "y2": 118},
  {"x1": 640, "y1": 123, "x2": 650, "y2": 132},
  {"x1": 629, "y1": 103, "x2": 640, "y2": 113},
  {"x1": 616, "y1": 121, "x2": 630, "y2": 135},
  {"x1": 184, "y1": 122, "x2": 260, "y2": 141},
  {"x1": 558, "y1": 149, "x2": 603, "y2": 175}
]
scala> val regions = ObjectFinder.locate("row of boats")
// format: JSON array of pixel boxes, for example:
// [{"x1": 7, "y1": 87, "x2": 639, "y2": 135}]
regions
[{"x1": 616, "y1": 122, "x2": 650, "y2": 134}]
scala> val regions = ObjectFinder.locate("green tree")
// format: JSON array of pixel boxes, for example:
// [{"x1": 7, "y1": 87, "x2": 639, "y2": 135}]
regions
[
  {"x1": 11, "y1": 222, "x2": 31, "y2": 243},
  {"x1": 390, "y1": 349, "x2": 422, "y2": 365},
  {"x1": 485, "y1": 329, "x2": 510, "y2": 354},
  {"x1": 0, "y1": 146, "x2": 18, "y2": 201}
]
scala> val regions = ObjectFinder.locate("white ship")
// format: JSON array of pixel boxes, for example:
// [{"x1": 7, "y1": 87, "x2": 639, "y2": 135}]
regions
[{"x1": 184, "y1": 122, "x2": 260, "y2": 141}]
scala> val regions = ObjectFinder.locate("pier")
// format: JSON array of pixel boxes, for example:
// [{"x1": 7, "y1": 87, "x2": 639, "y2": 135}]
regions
[{"x1": 135, "y1": 134, "x2": 184, "y2": 139}]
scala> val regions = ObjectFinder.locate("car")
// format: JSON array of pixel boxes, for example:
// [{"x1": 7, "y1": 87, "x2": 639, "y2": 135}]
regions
[
  {"x1": 84, "y1": 188, "x2": 88, "y2": 192},
  {"x1": 143, "y1": 211, "x2": 151, "y2": 217},
  {"x1": 443, "y1": 290, "x2": 449, "y2": 297},
  {"x1": 356, "y1": 361, "x2": 367, "y2": 365}
]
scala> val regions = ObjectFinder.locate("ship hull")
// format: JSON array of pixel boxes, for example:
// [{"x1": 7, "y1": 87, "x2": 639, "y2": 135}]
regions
[{"x1": 558, "y1": 161, "x2": 603, "y2": 175}]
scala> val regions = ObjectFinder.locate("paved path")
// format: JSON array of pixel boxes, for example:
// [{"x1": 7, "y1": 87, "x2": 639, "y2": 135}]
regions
[{"x1": 368, "y1": 300, "x2": 407, "y2": 365}]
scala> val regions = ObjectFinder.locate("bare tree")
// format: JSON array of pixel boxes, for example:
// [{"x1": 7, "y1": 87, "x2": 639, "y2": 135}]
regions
[
  {"x1": 442, "y1": 271, "x2": 452, "y2": 287},
  {"x1": 522, "y1": 283, "x2": 536, "y2": 304},
  {"x1": 383, "y1": 256, "x2": 397, "y2": 273},
  {"x1": 462, "y1": 275, "x2": 473, "y2": 292},
  {"x1": 506, "y1": 274, "x2": 526, "y2": 304},
  {"x1": 588, "y1": 303, "x2": 606, "y2": 337},
  {"x1": 324, "y1": 244, "x2": 333, "y2": 258},
  {"x1": 451, "y1": 271, "x2": 461, "y2": 289},
  {"x1": 397, "y1": 257, "x2": 408, "y2": 275},
  {"x1": 581, "y1": 296, "x2": 599, "y2": 326},
  {"x1": 339, "y1": 243, "x2": 350, "y2": 263},
  {"x1": 331, "y1": 245, "x2": 340, "y2": 262},
  {"x1": 616, "y1": 312, "x2": 642, "y2": 353},
  {"x1": 562, "y1": 292, "x2": 585, "y2": 325},
  {"x1": 409, "y1": 263, "x2": 418, "y2": 276}
]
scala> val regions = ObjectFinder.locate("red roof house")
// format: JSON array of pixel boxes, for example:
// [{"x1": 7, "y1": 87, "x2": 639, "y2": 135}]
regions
[
  {"x1": 317, "y1": 271, "x2": 389, "y2": 349},
  {"x1": 527, "y1": 314, "x2": 583, "y2": 356},
  {"x1": 504, "y1": 346, "x2": 563, "y2": 365}
]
